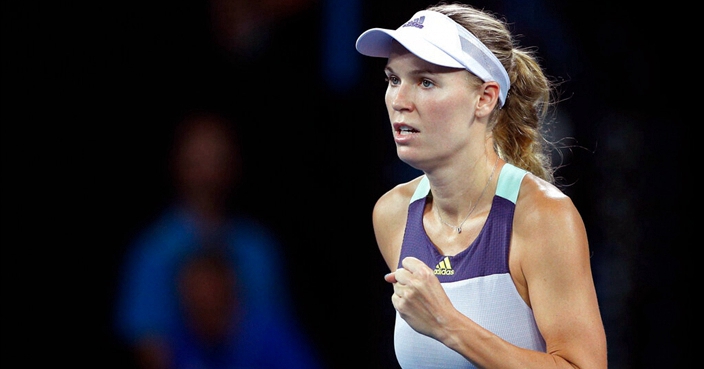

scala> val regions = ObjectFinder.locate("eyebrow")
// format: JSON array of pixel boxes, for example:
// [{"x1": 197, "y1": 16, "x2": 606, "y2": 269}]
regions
[{"x1": 384, "y1": 65, "x2": 450, "y2": 77}]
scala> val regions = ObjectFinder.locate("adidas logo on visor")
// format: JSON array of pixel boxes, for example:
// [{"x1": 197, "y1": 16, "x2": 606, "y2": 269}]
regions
[{"x1": 402, "y1": 16, "x2": 425, "y2": 29}]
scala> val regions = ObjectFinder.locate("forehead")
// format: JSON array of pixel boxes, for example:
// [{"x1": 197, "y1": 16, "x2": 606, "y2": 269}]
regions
[{"x1": 385, "y1": 41, "x2": 466, "y2": 76}]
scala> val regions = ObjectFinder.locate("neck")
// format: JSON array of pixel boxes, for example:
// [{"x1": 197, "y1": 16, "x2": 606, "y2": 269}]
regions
[{"x1": 429, "y1": 154, "x2": 501, "y2": 226}]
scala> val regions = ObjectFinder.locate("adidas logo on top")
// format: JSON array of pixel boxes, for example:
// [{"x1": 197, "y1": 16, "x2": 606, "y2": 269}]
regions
[
  {"x1": 402, "y1": 16, "x2": 425, "y2": 29},
  {"x1": 434, "y1": 256, "x2": 454, "y2": 276}
]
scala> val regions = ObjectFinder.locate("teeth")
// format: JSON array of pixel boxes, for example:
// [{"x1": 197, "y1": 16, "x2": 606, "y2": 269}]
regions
[{"x1": 400, "y1": 127, "x2": 413, "y2": 132}]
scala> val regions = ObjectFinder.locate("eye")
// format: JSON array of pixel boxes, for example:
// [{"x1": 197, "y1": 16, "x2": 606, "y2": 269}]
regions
[
  {"x1": 386, "y1": 75, "x2": 400, "y2": 86},
  {"x1": 421, "y1": 79, "x2": 435, "y2": 88}
]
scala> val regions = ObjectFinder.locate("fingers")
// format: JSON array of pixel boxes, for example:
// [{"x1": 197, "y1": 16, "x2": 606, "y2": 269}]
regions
[
  {"x1": 393, "y1": 267, "x2": 412, "y2": 285},
  {"x1": 391, "y1": 276, "x2": 405, "y2": 301},
  {"x1": 391, "y1": 290, "x2": 402, "y2": 305},
  {"x1": 401, "y1": 256, "x2": 426, "y2": 272},
  {"x1": 385, "y1": 268, "x2": 410, "y2": 284},
  {"x1": 386, "y1": 269, "x2": 406, "y2": 302},
  {"x1": 386, "y1": 257, "x2": 430, "y2": 285}
]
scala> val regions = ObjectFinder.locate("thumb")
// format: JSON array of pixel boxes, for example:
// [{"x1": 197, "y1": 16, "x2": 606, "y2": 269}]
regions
[{"x1": 384, "y1": 271, "x2": 398, "y2": 284}]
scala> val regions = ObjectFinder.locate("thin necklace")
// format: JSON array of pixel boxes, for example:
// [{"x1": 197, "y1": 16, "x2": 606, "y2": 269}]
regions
[{"x1": 436, "y1": 156, "x2": 499, "y2": 234}]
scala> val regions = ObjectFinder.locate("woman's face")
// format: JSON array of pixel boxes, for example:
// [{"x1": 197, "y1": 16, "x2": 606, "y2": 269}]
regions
[{"x1": 384, "y1": 41, "x2": 481, "y2": 171}]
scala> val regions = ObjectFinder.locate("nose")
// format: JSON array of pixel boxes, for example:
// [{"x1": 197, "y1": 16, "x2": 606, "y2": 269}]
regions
[{"x1": 388, "y1": 84, "x2": 413, "y2": 112}]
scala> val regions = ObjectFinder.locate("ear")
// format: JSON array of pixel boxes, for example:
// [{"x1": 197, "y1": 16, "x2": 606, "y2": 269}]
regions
[{"x1": 475, "y1": 82, "x2": 500, "y2": 118}]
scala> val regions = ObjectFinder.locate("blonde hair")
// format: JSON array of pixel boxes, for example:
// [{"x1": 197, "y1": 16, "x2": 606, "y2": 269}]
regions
[{"x1": 427, "y1": 2, "x2": 556, "y2": 183}]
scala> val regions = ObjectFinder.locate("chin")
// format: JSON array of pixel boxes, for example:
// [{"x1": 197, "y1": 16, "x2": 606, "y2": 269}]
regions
[{"x1": 396, "y1": 152, "x2": 425, "y2": 172}]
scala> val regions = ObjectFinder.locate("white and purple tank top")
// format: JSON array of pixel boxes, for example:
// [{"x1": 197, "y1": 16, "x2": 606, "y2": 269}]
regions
[{"x1": 394, "y1": 163, "x2": 546, "y2": 368}]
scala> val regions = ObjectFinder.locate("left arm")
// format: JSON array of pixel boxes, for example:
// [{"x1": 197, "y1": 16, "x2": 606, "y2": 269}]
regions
[{"x1": 510, "y1": 178, "x2": 607, "y2": 368}]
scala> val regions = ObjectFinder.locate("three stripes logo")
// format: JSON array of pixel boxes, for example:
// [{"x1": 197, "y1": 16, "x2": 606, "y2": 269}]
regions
[
  {"x1": 402, "y1": 15, "x2": 425, "y2": 29},
  {"x1": 434, "y1": 256, "x2": 454, "y2": 276}
]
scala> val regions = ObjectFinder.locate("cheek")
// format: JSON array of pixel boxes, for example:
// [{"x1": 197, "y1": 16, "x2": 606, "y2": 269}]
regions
[
  {"x1": 424, "y1": 95, "x2": 472, "y2": 127},
  {"x1": 384, "y1": 88, "x2": 394, "y2": 111}
]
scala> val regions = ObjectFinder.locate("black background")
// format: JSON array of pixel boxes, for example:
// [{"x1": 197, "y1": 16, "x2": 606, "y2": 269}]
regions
[{"x1": 1, "y1": 0, "x2": 689, "y2": 368}]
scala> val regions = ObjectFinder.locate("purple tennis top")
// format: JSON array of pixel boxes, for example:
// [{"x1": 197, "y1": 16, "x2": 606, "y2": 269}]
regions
[{"x1": 394, "y1": 163, "x2": 546, "y2": 368}]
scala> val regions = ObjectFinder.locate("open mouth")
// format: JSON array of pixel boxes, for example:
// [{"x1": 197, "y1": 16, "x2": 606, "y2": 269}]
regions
[{"x1": 394, "y1": 124, "x2": 419, "y2": 135}]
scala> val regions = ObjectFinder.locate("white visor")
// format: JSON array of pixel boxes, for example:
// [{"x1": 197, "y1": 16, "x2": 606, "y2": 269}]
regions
[{"x1": 356, "y1": 10, "x2": 510, "y2": 107}]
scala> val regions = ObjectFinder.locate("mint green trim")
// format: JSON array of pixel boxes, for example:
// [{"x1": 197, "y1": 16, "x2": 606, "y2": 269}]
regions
[
  {"x1": 409, "y1": 164, "x2": 527, "y2": 205},
  {"x1": 495, "y1": 163, "x2": 527, "y2": 204},
  {"x1": 410, "y1": 175, "x2": 430, "y2": 203}
]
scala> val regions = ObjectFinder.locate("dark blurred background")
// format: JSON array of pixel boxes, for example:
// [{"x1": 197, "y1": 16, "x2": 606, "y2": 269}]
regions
[{"x1": 1, "y1": 0, "x2": 688, "y2": 368}]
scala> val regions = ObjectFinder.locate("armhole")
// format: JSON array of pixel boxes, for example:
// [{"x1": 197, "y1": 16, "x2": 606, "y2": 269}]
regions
[{"x1": 495, "y1": 164, "x2": 528, "y2": 204}]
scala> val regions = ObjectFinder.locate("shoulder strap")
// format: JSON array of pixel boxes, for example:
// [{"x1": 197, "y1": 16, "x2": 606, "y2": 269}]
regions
[
  {"x1": 495, "y1": 163, "x2": 528, "y2": 204},
  {"x1": 410, "y1": 175, "x2": 431, "y2": 204}
]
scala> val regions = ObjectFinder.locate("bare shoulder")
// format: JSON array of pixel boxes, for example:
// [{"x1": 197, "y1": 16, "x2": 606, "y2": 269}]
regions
[
  {"x1": 372, "y1": 175, "x2": 424, "y2": 270},
  {"x1": 373, "y1": 176, "x2": 422, "y2": 220},
  {"x1": 513, "y1": 173, "x2": 584, "y2": 238},
  {"x1": 511, "y1": 172, "x2": 591, "y2": 281}
]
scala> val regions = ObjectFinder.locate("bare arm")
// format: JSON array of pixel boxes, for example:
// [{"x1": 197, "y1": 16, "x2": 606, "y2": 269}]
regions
[
  {"x1": 510, "y1": 176, "x2": 607, "y2": 368},
  {"x1": 372, "y1": 178, "x2": 422, "y2": 271}
]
